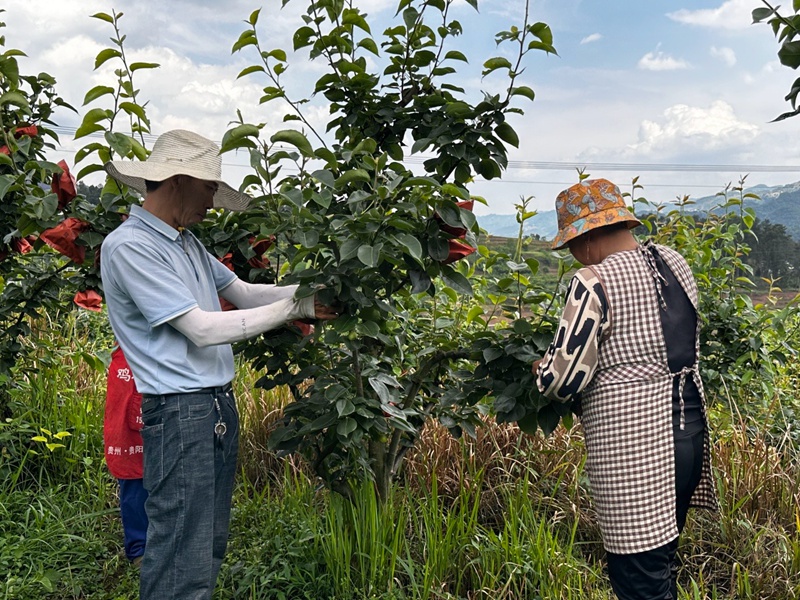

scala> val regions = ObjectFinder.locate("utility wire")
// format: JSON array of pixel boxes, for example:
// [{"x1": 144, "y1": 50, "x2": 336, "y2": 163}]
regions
[{"x1": 50, "y1": 126, "x2": 800, "y2": 175}]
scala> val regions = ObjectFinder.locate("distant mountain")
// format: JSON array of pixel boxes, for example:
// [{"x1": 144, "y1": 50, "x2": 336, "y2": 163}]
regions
[
  {"x1": 683, "y1": 181, "x2": 800, "y2": 241},
  {"x1": 476, "y1": 210, "x2": 558, "y2": 240},
  {"x1": 477, "y1": 181, "x2": 800, "y2": 242}
]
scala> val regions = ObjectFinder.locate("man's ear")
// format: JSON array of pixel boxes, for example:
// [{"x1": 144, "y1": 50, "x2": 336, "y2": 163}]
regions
[{"x1": 166, "y1": 175, "x2": 185, "y2": 195}]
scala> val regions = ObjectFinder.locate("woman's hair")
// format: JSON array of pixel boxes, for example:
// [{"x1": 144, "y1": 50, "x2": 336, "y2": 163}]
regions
[{"x1": 599, "y1": 221, "x2": 631, "y2": 234}]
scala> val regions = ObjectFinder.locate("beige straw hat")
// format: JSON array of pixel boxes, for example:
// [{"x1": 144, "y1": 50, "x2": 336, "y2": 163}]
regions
[{"x1": 104, "y1": 129, "x2": 251, "y2": 211}]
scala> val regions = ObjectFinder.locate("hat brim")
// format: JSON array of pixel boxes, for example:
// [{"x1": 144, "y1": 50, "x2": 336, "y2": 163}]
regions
[
  {"x1": 104, "y1": 161, "x2": 251, "y2": 212},
  {"x1": 551, "y1": 212, "x2": 642, "y2": 250}
]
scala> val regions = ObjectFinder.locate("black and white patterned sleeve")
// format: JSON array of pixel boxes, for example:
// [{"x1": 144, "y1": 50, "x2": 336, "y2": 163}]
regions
[{"x1": 536, "y1": 269, "x2": 609, "y2": 402}]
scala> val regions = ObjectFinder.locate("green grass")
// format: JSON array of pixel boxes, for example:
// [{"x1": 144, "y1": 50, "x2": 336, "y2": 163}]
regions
[{"x1": 2, "y1": 312, "x2": 799, "y2": 599}]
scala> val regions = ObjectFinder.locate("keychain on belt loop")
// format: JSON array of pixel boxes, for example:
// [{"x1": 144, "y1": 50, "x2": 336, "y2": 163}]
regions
[{"x1": 214, "y1": 395, "x2": 227, "y2": 452}]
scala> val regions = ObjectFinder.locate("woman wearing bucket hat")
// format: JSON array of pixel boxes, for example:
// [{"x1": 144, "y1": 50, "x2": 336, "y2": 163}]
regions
[
  {"x1": 101, "y1": 130, "x2": 339, "y2": 600},
  {"x1": 533, "y1": 179, "x2": 716, "y2": 599}
]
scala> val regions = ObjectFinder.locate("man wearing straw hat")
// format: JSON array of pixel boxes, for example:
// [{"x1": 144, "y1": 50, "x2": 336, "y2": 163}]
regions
[{"x1": 101, "y1": 129, "x2": 338, "y2": 599}]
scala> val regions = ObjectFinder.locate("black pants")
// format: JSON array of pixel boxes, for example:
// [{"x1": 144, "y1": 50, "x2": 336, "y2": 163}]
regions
[{"x1": 606, "y1": 427, "x2": 705, "y2": 600}]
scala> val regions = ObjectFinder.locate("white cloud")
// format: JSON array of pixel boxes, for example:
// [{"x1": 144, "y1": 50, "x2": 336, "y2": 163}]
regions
[
  {"x1": 667, "y1": 0, "x2": 755, "y2": 30},
  {"x1": 711, "y1": 46, "x2": 737, "y2": 66},
  {"x1": 628, "y1": 100, "x2": 760, "y2": 157},
  {"x1": 638, "y1": 51, "x2": 690, "y2": 71},
  {"x1": 580, "y1": 33, "x2": 603, "y2": 45}
]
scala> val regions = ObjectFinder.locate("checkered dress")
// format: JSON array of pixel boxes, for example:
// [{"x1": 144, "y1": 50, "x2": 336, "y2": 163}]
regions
[{"x1": 540, "y1": 243, "x2": 717, "y2": 554}]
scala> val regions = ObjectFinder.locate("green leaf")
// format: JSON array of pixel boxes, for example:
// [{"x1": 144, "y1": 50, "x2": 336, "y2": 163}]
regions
[
  {"x1": 82, "y1": 107, "x2": 111, "y2": 125},
  {"x1": 358, "y1": 320, "x2": 380, "y2": 338},
  {"x1": 105, "y1": 131, "x2": 132, "y2": 156},
  {"x1": 0, "y1": 55, "x2": 19, "y2": 87},
  {"x1": 510, "y1": 85, "x2": 535, "y2": 101},
  {"x1": 0, "y1": 175, "x2": 14, "y2": 200},
  {"x1": 444, "y1": 101, "x2": 473, "y2": 119},
  {"x1": 517, "y1": 411, "x2": 539, "y2": 436},
  {"x1": 437, "y1": 201, "x2": 462, "y2": 228},
  {"x1": 335, "y1": 169, "x2": 371, "y2": 188},
  {"x1": 336, "y1": 398, "x2": 356, "y2": 417},
  {"x1": 368, "y1": 378, "x2": 392, "y2": 404},
  {"x1": 82, "y1": 85, "x2": 115, "y2": 106},
  {"x1": 312, "y1": 169, "x2": 336, "y2": 188},
  {"x1": 76, "y1": 163, "x2": 107, "y2": 180},
  {"x1": 441, "y1": 267, "x2": 473, "y2": 295},
  {"x1": 237, "y1": 65, "x2": 265, "y2": 79},
  {"x1": 537, "y1": 404, "x2": 561, "y2": 436},
  {"x1": 221, "y1": 124, "x2": 260, "y2": 153},
  {"x1": 410, "y1": 269, "x2": 432, "y2": 294},
  {"x1": 466, "y1": 305, "x2": 484, "y2": 324},
  {"x1": 357, "y1": 244, "x2": 382, "y2": 267},
  {"x1": 395, "y1": 233, "x2": 423, "y2": 261},
  {"x1": 293, "y1": 26, "x2": 316, "y2": 50},
  {"x1": 268, "y1": 48, "x2": 288, "y2": 62},
  {"x1": 778, "y1": 40, "x2": 800, "y2": 69},
  {"x1": 91, "y1": 12, "x2": 114, "y2": 23},
  {"x1": 444, "y1": 50, "x2": 468, "y2": 62},
  {"x1": 74, "y1": 122, "x2": 105, "y2": 140},
  {"x1": 0, "y1": 91, "x2": 29, "y2": 110},
  {"x1": 119, "y1": 101, "x2": 148, "y2": 121},
  {"x1": 130, "y1": 138, "x2": 148, "y2": 160},
  {"x1": 403, "y1": 176, "x2": 441, "y2": 188},
  {"x1": 428, "y1": 235, "x2": 450, "y2": 262},
  {"x1": 482, "y1": 56, "x2": 512, "y2": 76},
  {"x1": 248, "y1": 8, "x2": 261, "y2": 25},
  {"x1": 358, "y1": 38, "x2": 380, "y2": 56},
  {"x1": 270, "y1": 129, "x2": 314, "y2": 157},
  {"x1": 339, "y1": 238, "x2": 361, "y2": 261},
  {"x1": 129, "y1": 62, "x2": 160, "y2": 72},
  {"x1": 297, "y1": 230, "x2": 319, "y2": 248},
  {"x1": 336, "y1": 418, "x2": 358, "y2": 437},
  {"x1": 441, "y1": 183, "x2": 470, "y2": 200},
  {"x1": 530, "y1": 22, "x2": 554, "y2": 45},
  {"x1": 751, "y1": 7, "x2": 774, "y2": 22},
  {"x1": 478, "y1": 159, "x2": 502, "y2": 179},
  {"x1": 495, "y1": 122, "x2": 519, "y2": 147},
  {"x1": 232, "y1": 30, "x2": 257, "y2": 53},
  {"x1": 411, "y1": 137, "x2": 432, "y2": 153},
  {"x1": 94, "y1": 48, "x2": 121, "y2": 70}
]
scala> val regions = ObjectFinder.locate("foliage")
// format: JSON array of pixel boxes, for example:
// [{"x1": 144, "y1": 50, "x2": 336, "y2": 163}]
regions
[
  {"x1": 224, "y1": 0, "x2": 561, "y2": 499},
  {"x1": 631, "y1": 176, "x2": 799, "y2": 413},
  {"x1": 745, "y1": 218, "x2": 800, "y2": 287},
  {"x1": 0, "y1": 13, "x2": 78, "y2": 413},
  {"x1": 753, "y1": 0, "x2": 800, "y2": 121},
  {"x1": 3, "y1": 339, "x2": 799, "y2": 599}
]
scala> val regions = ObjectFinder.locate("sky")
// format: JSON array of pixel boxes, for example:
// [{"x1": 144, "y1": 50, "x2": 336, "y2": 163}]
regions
[{"x1": 6, "y1": 0, "x2": 800, "y2": 215}]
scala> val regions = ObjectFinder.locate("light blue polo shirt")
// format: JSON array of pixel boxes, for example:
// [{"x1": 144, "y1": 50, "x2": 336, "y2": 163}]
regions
[{"x1": 101, "y1": 204, "x2": 238, "y2": 395}]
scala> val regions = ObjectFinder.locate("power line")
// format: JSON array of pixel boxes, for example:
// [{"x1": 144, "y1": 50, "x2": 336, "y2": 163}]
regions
[{"x1": 50, "y1": 126, "x2": 800, "y2": 175}]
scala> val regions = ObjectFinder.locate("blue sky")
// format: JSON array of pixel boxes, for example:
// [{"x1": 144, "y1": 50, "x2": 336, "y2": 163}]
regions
[{"x1": 7, "y1": 0, "x2": 800, "y2": 214}]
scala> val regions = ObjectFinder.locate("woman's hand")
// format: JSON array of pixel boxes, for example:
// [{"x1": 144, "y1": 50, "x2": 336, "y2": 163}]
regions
[{"x1": 531, "y1": 358, "x2": 542, "y2": 375}]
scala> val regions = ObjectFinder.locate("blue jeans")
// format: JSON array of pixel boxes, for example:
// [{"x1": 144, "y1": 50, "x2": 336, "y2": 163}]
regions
[
  {"x1": 118, "y1": 478, "x2": 148, "y2": 561},
  {"x1": 139, "y1": 385, "x2": 239, "y2": 600}
]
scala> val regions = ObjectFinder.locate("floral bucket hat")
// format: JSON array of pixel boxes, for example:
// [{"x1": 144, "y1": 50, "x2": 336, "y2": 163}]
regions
[{"x1": 551, "y1": 178, "x2": 642, "y2": 250}]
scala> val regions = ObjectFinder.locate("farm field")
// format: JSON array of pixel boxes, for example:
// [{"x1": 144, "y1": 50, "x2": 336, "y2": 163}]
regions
[
  {"x1": 2, "y1": 302, "x2": 799, "y2": 599},
  {"x1": 2, "y1": 1, "x2": 800, "y2": 598}
]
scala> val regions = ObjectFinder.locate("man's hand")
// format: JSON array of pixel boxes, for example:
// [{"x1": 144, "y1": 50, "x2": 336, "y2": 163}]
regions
[
  {"x1": 313, "y1": 297, "x2": 341, "y2": 321},
  {"x1": 531, "y1": 358, "x2": 542, "y2": 375}
]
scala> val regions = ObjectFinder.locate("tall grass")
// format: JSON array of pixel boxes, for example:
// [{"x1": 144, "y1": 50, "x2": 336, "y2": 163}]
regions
[{"x1": 2, "y1": 312, "x2": 799, "y2": 599}]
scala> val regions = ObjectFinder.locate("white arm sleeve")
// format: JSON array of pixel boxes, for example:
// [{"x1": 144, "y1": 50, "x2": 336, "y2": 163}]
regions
[
  {"x1": 169, "y1": 296, "x2": 316, "y2": 347},
  {"x1": 218, "y1": 278, "x2": 298, "y2": 309}
]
